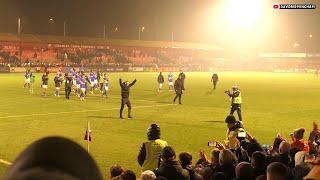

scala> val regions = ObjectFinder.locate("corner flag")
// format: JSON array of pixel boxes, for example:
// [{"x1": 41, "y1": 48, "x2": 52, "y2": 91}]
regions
[
  {"x1": 84, "y1": 121, "x2": 92, "y2": 152},
  {"x1": 84, "y1": 121, "x2": 92, "y2": 141}
]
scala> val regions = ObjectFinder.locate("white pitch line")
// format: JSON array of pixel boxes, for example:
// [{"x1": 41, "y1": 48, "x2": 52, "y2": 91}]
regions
[
  {"x1": 107, "y1": 96, "x2": 158, "y2": 103},
  {"x1": 89, "y1": 95, "x2": 159, "y2": 103},
  {"x1": 0, "y1": 104, "x2": 175, "y2": 119}
]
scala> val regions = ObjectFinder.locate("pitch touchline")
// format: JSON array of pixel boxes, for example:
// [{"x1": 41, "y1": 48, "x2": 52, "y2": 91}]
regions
[
  {"x1": 0, "y1": 104, "x2": 175, "y2": 119},
  {"x1": 89, "y1": 95, "x2": 159, "y2": 103}
]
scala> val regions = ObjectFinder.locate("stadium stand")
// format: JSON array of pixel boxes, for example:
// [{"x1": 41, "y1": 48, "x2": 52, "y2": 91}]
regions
[
  {"x1": 0, "y1": 33, "x2": 320, "y2": 73},
  {"x1": 0, "y1": 33, "x2": 224, "y2": 70}
]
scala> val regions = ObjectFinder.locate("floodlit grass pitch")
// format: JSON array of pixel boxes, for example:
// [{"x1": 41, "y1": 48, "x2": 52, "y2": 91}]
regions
[{"x1": 0, "y1": 72, "x2": 319, "y2": 178}]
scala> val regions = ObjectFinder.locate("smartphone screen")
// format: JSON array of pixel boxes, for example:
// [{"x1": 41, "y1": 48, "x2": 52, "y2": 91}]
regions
[
  {"x1": 238, "y1": 131, "x2": 246, "y2": 138},
  {"x1": 208, "y1": 142, "x2": 217, "y2": 147}
]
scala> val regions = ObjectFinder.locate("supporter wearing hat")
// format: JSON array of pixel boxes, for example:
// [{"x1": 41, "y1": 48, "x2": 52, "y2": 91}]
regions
[
  {"x1": 138, "y1": 124, "x2": 168, "y2": 171},
  {"x1": 3, "y1": 136, "x2": 102, "y2": 180},
  {"x1": 291, "y1": 128, "x2": 310, "y2": 152}
]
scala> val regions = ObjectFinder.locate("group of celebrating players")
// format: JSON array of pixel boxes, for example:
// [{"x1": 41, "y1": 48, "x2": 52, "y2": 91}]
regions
[
  {"x1": 23, "y1": 69, "x2": 189, "y2": 101},
  {"x1": 23, "y1": 68, "x2": 110, "y2": 100}
]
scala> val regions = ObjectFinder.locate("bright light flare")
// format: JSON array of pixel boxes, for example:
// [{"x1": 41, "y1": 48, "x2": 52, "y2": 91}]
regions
[{"x1": 223, "y1": 0, "x2": 263, "y2": 29}]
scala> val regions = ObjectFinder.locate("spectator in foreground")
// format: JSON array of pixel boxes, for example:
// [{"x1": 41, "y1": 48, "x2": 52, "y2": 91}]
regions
[
  {"x1": 140, "y1": 170, "x2": 156, "y2": 180},
  {"x1": 255, "y1": 175, "x2": 267, "y2": 180},
  {"x1": 213, "y1": 149, "x2": 238, "y2": 180},
  {"x1": 112, "y1": 170, "x2": 136, "y2": 180},
  {"x1": 304, "y1": 162, "x2": 320, "y2": 180},
  {"x1": 266, "y1": 162, "x2": 288, "y2": 180},
  {"x1": 251, "y1": 151, "x2": 267, "y2": 179},
  {"x1": 179, "y1": 152, "x2": 198, "y2": 180},
  {"x1": 3, "y1": 136, "x2": 103, "y2": 180},
  {"x1": 308, "y1": 122, "x2": 320, "y2": 155},
  {"x1": 120, "y1": 170, "x2": 136, "y2": 180},
  {"x1": 155, "y1": 177, "x2": 168, "y2": 180},
  {"x1": 138, "y1": 124, "x2": 168, "y2": 171},
  {"x1": 155, "y1": 146, "x2": 190, "y2": 180},
  {"x1": 291, "y1": 151, "x2": 312, "y2": 180},
  {"x1": 224, "y1": 115, "x2": 245, "y2": 150},
  {"x1": 234, "y1": 162, "x2": 254, "y2": 180},
  {"x1": 211, "y1": 172, "x2": 226, "y2": 180},
  {"x1": 276, "y1": 141, "x2": 291, "y2": 166},
  {"x1": 198, "y1": 148, "x2": 220, "y2": 167},
  {"x1": 290, "y1": 128, "x2": 310, "y2": 152},
  {"x1": 110, "y1": 165, "x2": 124, "y2": 179},
  {"x1": 270, "y1": 134, "x2": 285, "y2": 154}
]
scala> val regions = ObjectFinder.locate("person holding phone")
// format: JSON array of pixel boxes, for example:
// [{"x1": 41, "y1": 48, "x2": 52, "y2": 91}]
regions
[
  {"x1": 224, "y1": 115, "x2": 245, "y2": 149},
  {"x1": 225, "y1": 85, "x2": 242, "y2": 121},
  {"x1": 308, "y1": 122, "x2": 320, "y2": 155}
]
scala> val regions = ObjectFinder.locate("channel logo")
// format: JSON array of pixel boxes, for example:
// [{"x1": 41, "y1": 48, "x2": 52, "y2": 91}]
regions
[{"x1": 273, "y1": 3, "x2": 316, "y2": 10}]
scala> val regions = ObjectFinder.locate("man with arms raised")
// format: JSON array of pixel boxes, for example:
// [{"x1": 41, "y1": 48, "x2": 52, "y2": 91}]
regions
[{"x1": 119, "y1": 78, "x2": 137, "y2": 119}]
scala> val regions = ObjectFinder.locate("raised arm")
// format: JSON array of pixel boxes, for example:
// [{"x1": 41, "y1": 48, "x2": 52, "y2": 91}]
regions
[
  {"x1": 225, "y1": 91, "x2": 232, "y2": 97},
  {"x1": 119, "y1": 78, "x2": 123, "y2": 87},
  {"x1": 129, "y1": 79, "x2": 137, "y2": 87}
]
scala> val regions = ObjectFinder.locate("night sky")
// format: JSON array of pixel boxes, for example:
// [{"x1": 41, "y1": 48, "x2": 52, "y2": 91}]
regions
[{"x1": 0, "y1": 0, "x2": 319, "y2": 50}]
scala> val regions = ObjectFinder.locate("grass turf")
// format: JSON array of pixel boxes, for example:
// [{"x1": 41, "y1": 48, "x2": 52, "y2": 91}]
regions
[{"x1": 0, "y1": 72, "x2": 319, "y2": 178}]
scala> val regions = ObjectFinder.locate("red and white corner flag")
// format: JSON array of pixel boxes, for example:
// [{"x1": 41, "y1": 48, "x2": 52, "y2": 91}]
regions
[{"x1": 84, "y1": 121, "x2": 92, "y2": 152}]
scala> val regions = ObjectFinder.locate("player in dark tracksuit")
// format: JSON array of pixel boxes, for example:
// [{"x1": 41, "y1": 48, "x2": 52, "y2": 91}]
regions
[
  {"x1": 119, "y1": 78, "x2": 137, "y2": 119},
  {"x1": 65, "y1": 73, "x2": 73, "y2": 99},
  {"x1": 97, "y1": 70, "x2": 101, "y2": 87},
  {"x1": 178, "y1": 71, "x2": 186, "y2": 88},
  {"x1": 173, "y1": 76, "x2": 184, "y2": 104},
  {"x1": 54, "y1": 75, "x2": 63, "y2": 97},
  {"x1": 157, "y1": 72, "x2": 164, "y2": 92},
  {"x1": 41, "y1": 72, "x2": 49, "y2": 96},
  {"x1": 211, "y1": 73, "x2": 219, "y2": 89}
]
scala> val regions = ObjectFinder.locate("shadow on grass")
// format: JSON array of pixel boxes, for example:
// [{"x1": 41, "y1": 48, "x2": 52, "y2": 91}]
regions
[
  {"x1": 202, "y1": 120, "x2": 224, "y2": 124},
  {"x1": 87, "y1": 116, "x2": 120, "y2": 120},
  {"x1": 205, "y1": 90, "x2": 215, "y2": 95}
]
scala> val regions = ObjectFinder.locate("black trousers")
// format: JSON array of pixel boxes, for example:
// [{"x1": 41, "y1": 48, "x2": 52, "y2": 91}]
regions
[
  {"x1": 230, "y1": 104, "x2": 242, "y2": 121},
  {"x1": 120, "y1": 98, "x2": 132, "y2": 117},
  {"x1": 173, "y1": 93, "x2": 182, "y2": 104},
  {"x1": 213, "y1": 81, "x2": 217, "y2": 89},
  {"x1": 65, "y1": 86, "x2": 71, "y2": 99},
  {"x1": 100, "y1": 83, "x2": 104, "y2": 91}
]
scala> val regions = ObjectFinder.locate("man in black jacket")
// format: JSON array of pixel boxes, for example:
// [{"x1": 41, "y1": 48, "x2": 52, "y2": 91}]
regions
[
  {"x1": 65, "y1": 73, "x2": 73, "y2": 99},
  {"x1": 157, "y1": 72, "x2": 164, "y2": 92},
  {"x1": 41, "y1": 72, "x2": 49, "y2": 96},
  {"x1": 119, "y1": 78, "x2": 137, "y2": 119},
  {"x1": 155, "y1": 146, "x2": 190, "y2": 180},
  {"x1": 211, "y1": 73, "x2": 219, "y2": 90},
  {"x1": 54, "y1": 74, "x2": 63, "y2": 97},
  {"x1": 179, "y1": 70, "x2": 186, "y2": 88},
  {"x1": 173, "y1": 76, "x2": 184, "y2": 104}
]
